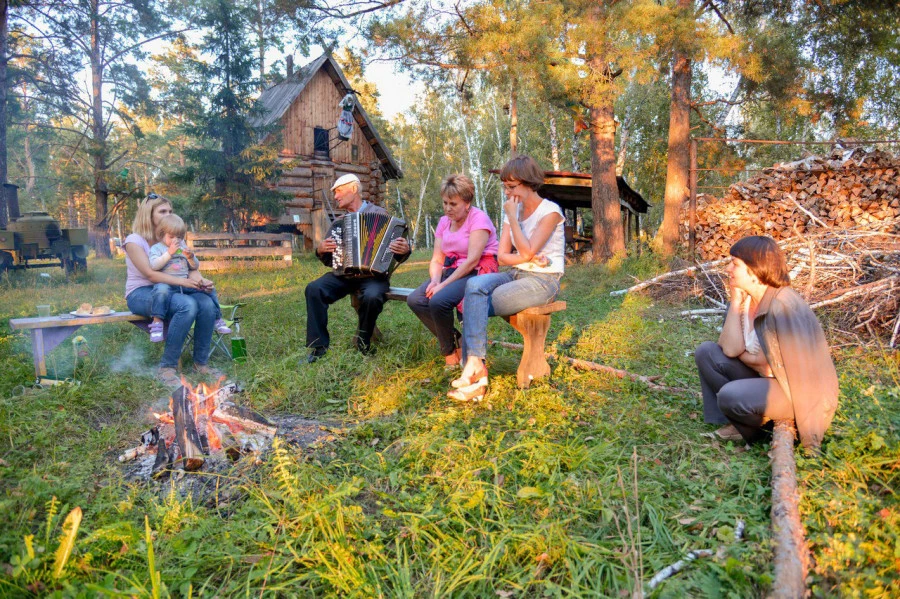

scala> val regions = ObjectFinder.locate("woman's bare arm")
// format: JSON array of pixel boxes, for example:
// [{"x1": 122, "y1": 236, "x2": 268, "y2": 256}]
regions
[
  {"x1": 718, "y1": 288, "x2": 746, "y2": 357},
  {"x1": 499, "y1": 213, "x2": 562, "y2": 266}
]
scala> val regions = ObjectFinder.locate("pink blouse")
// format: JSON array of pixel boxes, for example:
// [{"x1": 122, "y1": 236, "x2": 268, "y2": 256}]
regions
[{"x1": 435, "y1": 206, "x2": 498, "y2": 262}]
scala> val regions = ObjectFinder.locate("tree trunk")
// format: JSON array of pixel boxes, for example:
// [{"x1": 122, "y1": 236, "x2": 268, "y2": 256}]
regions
[
  {"x1": 22, "y1": 84, "x2": 36, "y2": 199},
  {"x1": 0, "y1": 0, "x2": 8, "y2": 227},
  {"x1": 548, "y1": 104, "x2": 560, "y2": 171},
  {"x1": 572, "y1": 128, "x2": 581, "y2": 172},
  {"x1": 256, "y1": 0, "x2": 265, "y2": 90},
  {"x1": 655, "y1": 0, "x2": 693, "y2": 257},
  {"x1": 459, "y1": 99, "x2": 486, "y2": 211},
  {"x1": 90, "y1": 0, "x2": 111, "y2": 257},
  {"x1": 509, "y1": 78, "x2": 518, "y2": 157},
  {"x1": 67, "y1": 192, "x2": 76, "y2": 227},
  {"x1": 589, "y1": 101, "x2": 624, "y2": 262},
  {"x1": 616, "y1": 121, "x2": 629, "y2": 176}
]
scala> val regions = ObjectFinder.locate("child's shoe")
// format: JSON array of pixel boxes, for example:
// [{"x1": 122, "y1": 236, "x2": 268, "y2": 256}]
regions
[
  {"x1": 214, "y1": 318, "x2": 232, "y2": 334},
  {"x1": 149, "y1": 321, "x2": 165, "y2": 342}
]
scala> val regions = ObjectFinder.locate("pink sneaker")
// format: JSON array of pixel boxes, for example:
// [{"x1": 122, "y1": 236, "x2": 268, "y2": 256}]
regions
[
  {"x1": 214, "y1": 318, "x2": 232, "y2": 334},
  {"x1": 149, "y1": 321, "x2": 165, "y2": 342}
]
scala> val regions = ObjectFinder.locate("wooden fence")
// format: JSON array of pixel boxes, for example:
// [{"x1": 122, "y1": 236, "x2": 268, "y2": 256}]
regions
[{"x1": 186, "y1": 232, "x2": 293, "y2": 271}]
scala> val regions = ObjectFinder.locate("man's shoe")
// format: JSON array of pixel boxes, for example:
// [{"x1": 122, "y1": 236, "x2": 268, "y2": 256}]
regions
[
  {"x1": 356, "y1": 341, "x2": 375, "y2": 356},
  {"x1": 306, "y1": 348, "x2": 327, "y2": 364}
]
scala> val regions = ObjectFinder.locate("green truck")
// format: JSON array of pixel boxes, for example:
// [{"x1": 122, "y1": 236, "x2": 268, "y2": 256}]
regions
[{"x1": 0, "y1": 211, "x2": 89, "y2": 273}]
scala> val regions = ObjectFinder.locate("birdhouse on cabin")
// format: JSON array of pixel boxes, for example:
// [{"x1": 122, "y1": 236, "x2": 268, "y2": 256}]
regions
[{"x1": 252, "y1": 53, "x2": 403, "y2": 249}]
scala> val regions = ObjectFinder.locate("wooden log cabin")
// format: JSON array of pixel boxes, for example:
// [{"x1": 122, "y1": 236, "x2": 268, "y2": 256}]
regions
[{"x1": 252, "y1": 53, "x2": 403, "y2": 249}]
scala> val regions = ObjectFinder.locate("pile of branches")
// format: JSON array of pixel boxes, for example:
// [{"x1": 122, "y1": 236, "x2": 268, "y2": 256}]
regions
[
  {"x1": 615, "y1": 222, "x2": 900, "y2": 346},
  {"x1": 683, "y1": 146, "x2": 900, "y2": 261}
]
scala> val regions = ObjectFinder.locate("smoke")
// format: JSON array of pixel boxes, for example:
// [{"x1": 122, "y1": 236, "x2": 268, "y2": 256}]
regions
[{"x1": 110, "y1": 341, "x2": 154, "y2": 375}]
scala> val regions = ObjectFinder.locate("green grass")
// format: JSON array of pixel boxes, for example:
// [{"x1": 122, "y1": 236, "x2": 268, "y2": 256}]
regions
[{"x1": 0, "y1": 253, "x2": 896, "y2": 597}]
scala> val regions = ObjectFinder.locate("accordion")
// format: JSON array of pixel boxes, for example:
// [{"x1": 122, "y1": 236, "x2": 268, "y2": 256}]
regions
[{"x1": 331, "y1": 211, "x2": 408, "y2": 277}]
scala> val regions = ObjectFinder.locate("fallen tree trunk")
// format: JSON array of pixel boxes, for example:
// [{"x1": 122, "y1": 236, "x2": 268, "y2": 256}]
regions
[
  {"x1": 610, "y1": 257, "x2": 731, "y2": 296},
  {"x1": 769, "y1": 420, "x2": 809, "y2": 599},
  {"x1": 489, "y1": 340, "x2": 698, "y2": 396}
]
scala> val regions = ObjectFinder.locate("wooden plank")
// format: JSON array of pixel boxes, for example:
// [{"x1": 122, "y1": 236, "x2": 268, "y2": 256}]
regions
[
  {"x1": 187, "y1": 232, "x2": 291, "y2": 242},
  {"x1": 11, "y1": 311, "x2": 147, "y2": 330},
  {"x1": 200, "y1": 259, "x2": 292, "y2": 272},
  {"x1": 520, "y1": 301, "x2": 567, "y2": 315},
  {"x1": 192, "y1": 247, "x2": 292, "y2": 258},
  {"x1": 386, "y1": 287, "x2": 414, "y2": 301}
]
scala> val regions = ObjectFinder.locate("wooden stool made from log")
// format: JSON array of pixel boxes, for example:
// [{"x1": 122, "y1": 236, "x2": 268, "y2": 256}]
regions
[{"x1": 503, "y1": 301, "x2": 567, "y2": 388}]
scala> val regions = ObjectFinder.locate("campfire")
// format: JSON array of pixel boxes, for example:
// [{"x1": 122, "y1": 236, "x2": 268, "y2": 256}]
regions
[{"x1": 119, "y1": 378, "x2": 277, "y2": 479}]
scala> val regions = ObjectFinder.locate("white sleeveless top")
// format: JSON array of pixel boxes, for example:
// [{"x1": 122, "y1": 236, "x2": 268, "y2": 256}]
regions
[
  {"x1": 741, "y1": 295, "x2": 762, "y2": 355},
  {"x1": 503, "y1": 198, "x2": 565, "y2": 274}
]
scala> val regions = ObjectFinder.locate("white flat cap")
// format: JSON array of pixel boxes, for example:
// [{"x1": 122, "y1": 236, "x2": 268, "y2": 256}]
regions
[{"x1": 331, "y1": 173, "x2": 360, "y2": 191}]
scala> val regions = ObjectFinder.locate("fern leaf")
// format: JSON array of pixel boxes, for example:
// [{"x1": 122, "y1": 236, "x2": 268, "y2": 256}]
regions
[{"x1": 52, "y1": 506, "x2": 82, "y2": 579}]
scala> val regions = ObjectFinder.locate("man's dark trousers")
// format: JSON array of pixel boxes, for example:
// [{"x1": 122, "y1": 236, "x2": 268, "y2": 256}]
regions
[{"x1": 305, "y1": 272, "x2": 390, "y2": 351}]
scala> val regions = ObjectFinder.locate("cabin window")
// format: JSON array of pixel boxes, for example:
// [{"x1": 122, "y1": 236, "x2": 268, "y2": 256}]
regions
[
  {"x1": 313, "y1": 127, "x2": 330, "y2": 158},
  {"x1": 351, "y1": 144, "x2": 359, "y2": 162}
]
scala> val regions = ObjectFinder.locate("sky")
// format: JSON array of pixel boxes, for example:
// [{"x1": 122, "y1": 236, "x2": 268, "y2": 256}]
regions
[{"x1": 361, "y1": 60, "x2": 424, "y2": 120}]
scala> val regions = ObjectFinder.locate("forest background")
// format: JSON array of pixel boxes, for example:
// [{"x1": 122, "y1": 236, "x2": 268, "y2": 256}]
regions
[{"x1": 0, "y1": 0, "x2": 898, "y2": 261}]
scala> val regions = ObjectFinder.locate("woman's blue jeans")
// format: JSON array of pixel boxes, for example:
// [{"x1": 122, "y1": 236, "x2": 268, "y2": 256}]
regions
[
  {"x1": 127, "y1": 285, "x2": 216, "y2": 368},
  {"x1": 462, "y1": 269, "x2": 562, "y2": 359}
]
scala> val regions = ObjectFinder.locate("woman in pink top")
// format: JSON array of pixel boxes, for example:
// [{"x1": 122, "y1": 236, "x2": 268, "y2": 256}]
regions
[{"x1": 407, "y1": 174, "x2": 499, "y2": 367}]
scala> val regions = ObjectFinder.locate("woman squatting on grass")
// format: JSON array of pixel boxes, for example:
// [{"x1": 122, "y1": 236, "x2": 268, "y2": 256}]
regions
[
  {"x1": 123, "y1": 194, "x2": 220, "y2": 387},
  {"x1": 695, "y1": 235, "x2": 839, "y2": 449},
  {"x1": 406, "y1": 174, "x2": 499, "y2": 368},
  {"x1": 448, "y1": 155, "x2": 565, "y2": 403}
]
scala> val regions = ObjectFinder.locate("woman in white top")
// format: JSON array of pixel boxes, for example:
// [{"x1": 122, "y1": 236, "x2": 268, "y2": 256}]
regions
[{"x1": 449, "y1": 155, "x2": 565, "y2": 402}]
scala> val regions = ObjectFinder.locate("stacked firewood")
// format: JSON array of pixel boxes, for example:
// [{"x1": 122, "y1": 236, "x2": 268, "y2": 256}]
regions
[{"x1": 683, "y1": 147, "x2": 900, "y2": 260}]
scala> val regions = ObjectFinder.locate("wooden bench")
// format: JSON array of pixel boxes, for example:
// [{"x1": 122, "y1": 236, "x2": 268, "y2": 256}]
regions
[
  {"x1": 9, "y1": 304, "x2": 241, "y2": 383},
  {"x1": 10, "y1": 312, "x2": 148, "y2": 383},
  {"x1": 361, "y1": 287, "x2": 565, "y2": 388}
]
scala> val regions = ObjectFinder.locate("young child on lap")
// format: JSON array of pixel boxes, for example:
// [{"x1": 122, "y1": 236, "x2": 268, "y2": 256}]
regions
[{"x1": 147, "y1": 214, "x2": 231, "y2": 342}]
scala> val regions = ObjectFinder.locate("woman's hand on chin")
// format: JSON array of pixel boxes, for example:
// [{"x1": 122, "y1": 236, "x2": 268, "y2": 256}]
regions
[{"x1": 503, "y1": 197, "x2": 520, "y2": 218}]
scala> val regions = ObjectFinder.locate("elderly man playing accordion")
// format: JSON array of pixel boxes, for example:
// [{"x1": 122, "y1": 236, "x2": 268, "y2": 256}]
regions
[{"x1": 304, "y1": 174, "x2": 411, "y2": 363}]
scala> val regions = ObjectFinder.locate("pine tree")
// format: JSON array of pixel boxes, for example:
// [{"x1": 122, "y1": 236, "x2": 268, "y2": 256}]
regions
[{"x1": 174, "y1": 0, "x2": 287, "y2": 231}]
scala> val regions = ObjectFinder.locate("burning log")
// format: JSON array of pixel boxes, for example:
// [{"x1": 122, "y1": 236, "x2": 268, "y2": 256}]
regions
[
  {"x1": 212, "y1": 403, "x2": 278, "y2": 436},
  {"x1": 172, "y1": 386, "x2": 206, "y2": 471},
  {"x1": 152, "y1": 438, "x2": 173, "y2": 477},
  {"x1": 118, "y1": 427, "x2": 160, "y2": 462},
  {"x1": 118, "y1": 445, "x2": 149, "y2": 462}
]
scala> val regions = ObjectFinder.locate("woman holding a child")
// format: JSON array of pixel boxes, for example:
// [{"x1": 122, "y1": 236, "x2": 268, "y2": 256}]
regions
[
  {"x1": 407, "y1": 174, "x2": 499, "y2": 367},
  {"x1": 124, "y1": 194, "x2": 223, "y2": 386},
  {"x1": 448, "y1": 155, "x2": 565, "y2": 402},
  {"x1": 694, "y1": 236, "x2": 839, "y2": 449}
]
